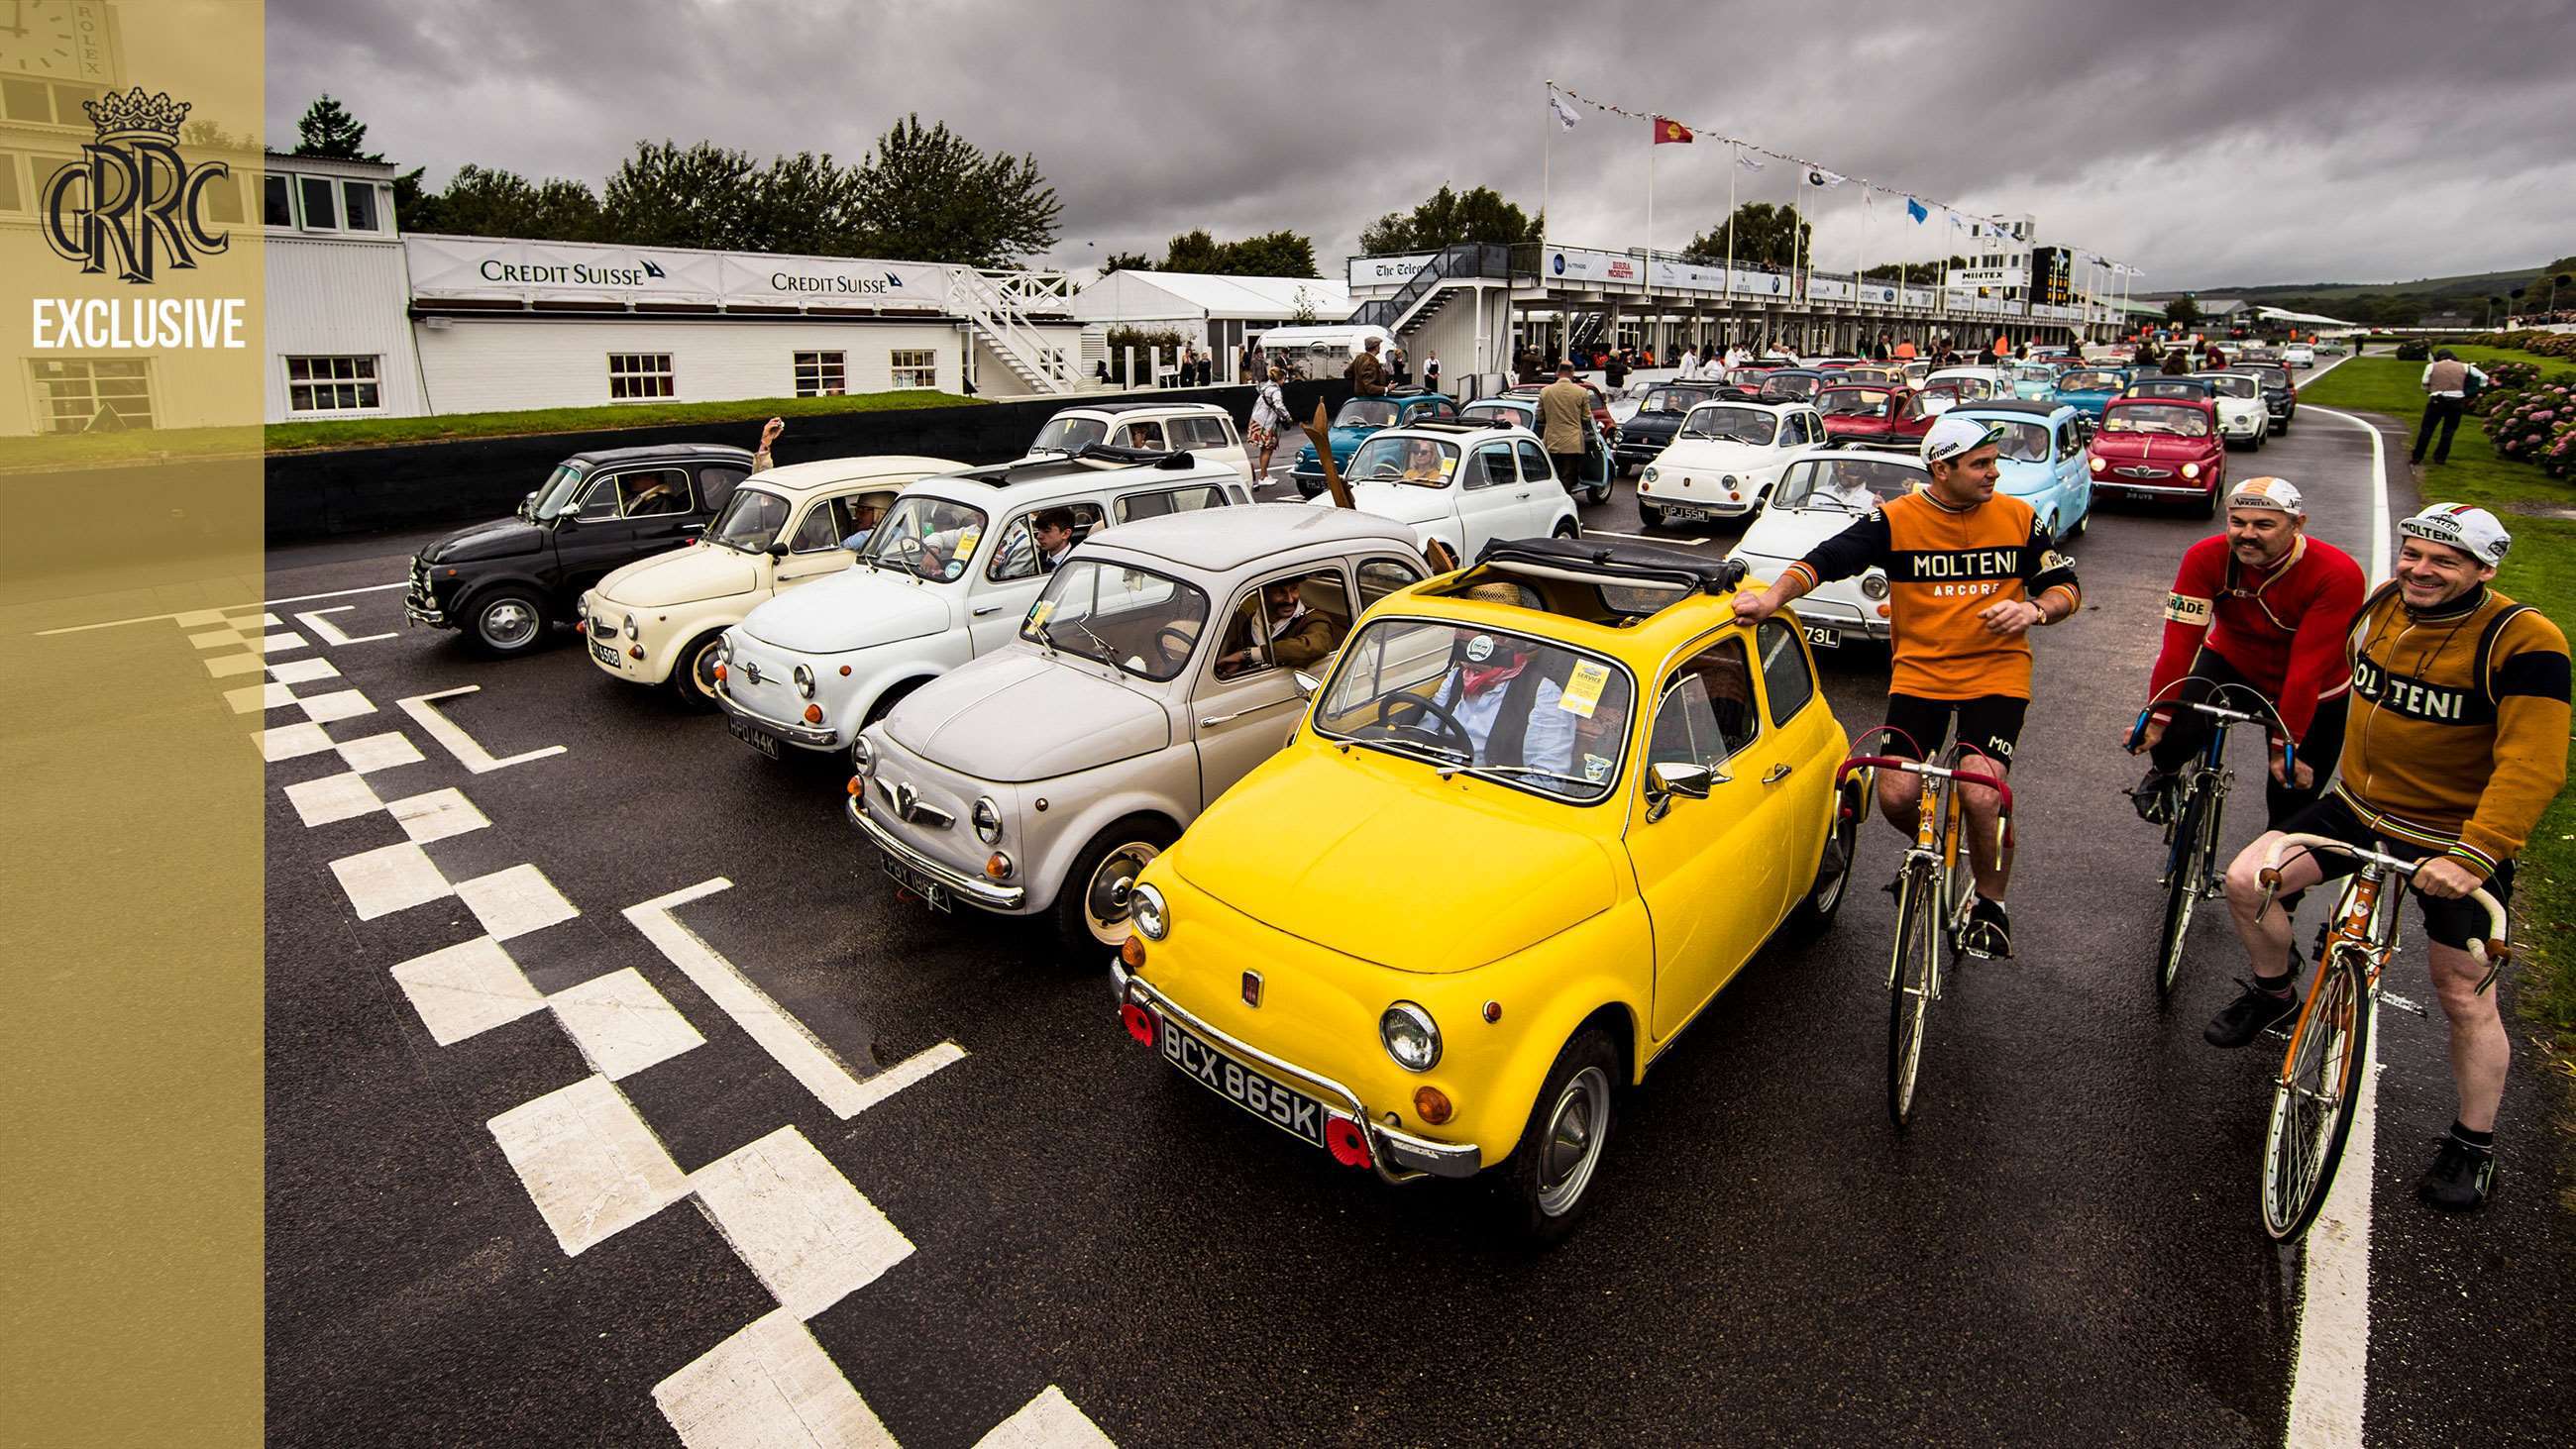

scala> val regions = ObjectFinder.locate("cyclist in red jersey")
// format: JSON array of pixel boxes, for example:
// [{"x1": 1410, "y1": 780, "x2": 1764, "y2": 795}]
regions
[{"x1": 2127, "y1": 476, "x2": 2367, "y2": 830}]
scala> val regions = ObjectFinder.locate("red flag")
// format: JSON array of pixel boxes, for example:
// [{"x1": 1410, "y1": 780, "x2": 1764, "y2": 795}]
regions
[{"x1": 1653, "y1": 117, "x2": 1693, "y2": 145}]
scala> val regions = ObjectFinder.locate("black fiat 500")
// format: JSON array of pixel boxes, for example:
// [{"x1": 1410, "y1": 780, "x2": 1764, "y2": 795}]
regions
[{"x1": 405, "y1": 444, "x2": 755, "y2": 657}]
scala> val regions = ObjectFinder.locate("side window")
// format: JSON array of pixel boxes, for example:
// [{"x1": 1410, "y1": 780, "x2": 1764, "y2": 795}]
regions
[
  {"x1": 618, "y1": 468, "x2": 693, "y2": 517},
  {"x1": 1647, "y1": 637, "x2": 1760, "y2": 772},
  {"x1": 1115, "y1": 483, "x2": 1228, "y2": 524},
  {"x1": 1515, "y1": 440, "x2": 1554, "y2": 482},
  {"x1": 1174, "y1": 416, "x2": 1233, "y2": 451},
  {"x1": 1755, "y1": 620, "x2": 1816, "y2": 726},
  {"x1": 1356, "y1": 557, "x2": 1426, "y2": 606},
  {"x1": 1469, "y1": 447, "x2": 1517, "y2": 490},
  {"x1": 1119, "y1": 420, "x2": 1167, "y2": 451},
  {"x1": 987, "y1": 500, "x2": 1108, "y2": 581},
  {"x1": 697, "y1": 466, "x2": 748, "y2": 508},
  {"x1": 1214, "y1": 568, "x2": 1355, "y2": 680},
  {"x1": 789, "y1": 502, "x2": 847, "y2": 553}
]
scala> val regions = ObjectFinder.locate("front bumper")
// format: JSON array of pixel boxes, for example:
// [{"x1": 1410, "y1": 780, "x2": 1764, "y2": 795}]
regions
[
  {"x1": 403, "y1": 596, "x2": 449, "y2": 628},
  {"x1": 848, "y1": 795, "x2": 1025, "y2": 909},
  {"x1": 1786, "y1": 595, "x2": 1891, "y2": 642},
  {"x1": 714, "y1": 678, "x2": 837, "y2": 748},
  {"x1": 1112, "y1": 960, "x2": 1482, "y2": 1185},
  {"x1": 2093, "y1": 468, "x2": 2212, "y2": 497}
]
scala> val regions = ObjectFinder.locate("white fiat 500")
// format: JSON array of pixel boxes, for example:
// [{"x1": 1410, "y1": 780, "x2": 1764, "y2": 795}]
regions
[
  {"x1": 580, "y1": 455, "x2": 965, "y2": 705},
  {"x1": 1724, "y1": 443, "x2": 1924, "y2": 651},
  {"x1": 1309, "y1": 421, "x2": 1578, "y2": 566},
  {"x1": 1637, "y1": 398, "x2": 1825, "y2": 525},
  {"x1": 2192, "y1": 371, "x2": 2271, "y2": 449},
  {"x1": 715, "y1": 448, "x2": 1253, "y2": 765},
  {"x1": 1021, "y1": 401, "x2": 1252, "y2": 491},
  {"x1": 851, "y1": 504, "x2": 1429, "y2": 949}
]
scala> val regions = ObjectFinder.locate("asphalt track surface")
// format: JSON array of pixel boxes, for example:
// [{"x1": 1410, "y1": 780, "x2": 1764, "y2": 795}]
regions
[{"x1": 237, "y1": 405, "x2": 2572, "y2": 1446}]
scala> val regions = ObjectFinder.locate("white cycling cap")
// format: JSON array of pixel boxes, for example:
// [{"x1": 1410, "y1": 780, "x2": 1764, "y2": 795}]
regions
[
  {"x1": 2399, "y1": 503, "x2": 2510, "y2": 566},
  {"x1": 2225, "y1": 476, "x2": 2304, "y2": 514},
  {"x1": 1921, "y1": 413, "x2": 2005, "y2": 466}
]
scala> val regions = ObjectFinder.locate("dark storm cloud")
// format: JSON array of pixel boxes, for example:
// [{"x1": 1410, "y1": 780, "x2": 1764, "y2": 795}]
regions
[{"x1": 267, "y1": 0, "x2": 2576, "y2": 288}]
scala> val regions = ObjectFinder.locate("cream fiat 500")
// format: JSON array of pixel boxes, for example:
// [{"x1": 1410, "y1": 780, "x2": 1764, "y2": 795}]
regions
[
  {"x1": 581, "y1": 455, "x2": 966, "y2": 705},
  {"x1": 851, "y1": 504, "x2": 1427, "y2": 950}
]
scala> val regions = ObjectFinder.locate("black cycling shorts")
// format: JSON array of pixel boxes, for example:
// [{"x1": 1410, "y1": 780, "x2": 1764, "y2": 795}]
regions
[
  {"x1": 1880, "y1": 693, "x2": 2028, "y2": 767},
  {"x1": 2275, "y1": 793, "x2": 2514, "y2": 953}
]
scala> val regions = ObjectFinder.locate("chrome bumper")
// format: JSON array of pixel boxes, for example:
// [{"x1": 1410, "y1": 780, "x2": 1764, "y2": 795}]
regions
[
  {"x1": 2096, "y1": 476, "x2": 2210, "y2": 497},
  {"x1": 1111, "y1": 960, "x2": 1482, "y2": 1185},
  {"x1": 847, "y1": 795, "x2": 1025, "y2": 909},
  {"x1": 402, "y1": 593, "x2": 448, "y2": 628},
  {"x1": 714, "y1": 679, "x2": 836, "y2": 747}
]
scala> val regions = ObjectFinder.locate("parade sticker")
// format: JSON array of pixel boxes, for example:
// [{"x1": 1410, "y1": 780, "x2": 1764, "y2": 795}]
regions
[
  {"x1": 955, "y1": 526, "x2": 981, "y2": 556},
  {"x1": 1557, "y1": 660, "x2": 1612, "y2": 718},
  {"x1": 1440, "y1": 457, "x2": 1457, "y2": 477},
  {"x1": 1026, "y1": 600, "x2": 1055, "y2": 630},
  {"x1": 1582, "y1": 753, "x2": 1614, "y2": 782},
  {"x1": 1464, "y1": 635, "x2": 1495, "y2": 663}
]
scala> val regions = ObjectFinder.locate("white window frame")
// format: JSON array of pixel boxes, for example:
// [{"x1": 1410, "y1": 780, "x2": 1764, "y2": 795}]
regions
[
  {"x1": 282, "y1": 355, "x2": 385, "y2": 415},
  {"x1": 338, "y1": 178, "x2": 381, "y2": 234},
  {"x1": 794, "y1": 350, "x2": 846, "y2": 397},
  {"x1": 28, "y1": 357, "x2": 157, "y2": 435},
  {"x1": 607, "y1": 353, "x2": 676, "y2": 402},
  {"x1": 295, "y1": 173, "x2": 339, "y2": 232},
  {"x1": 261, "y1": 172, "x2": 294, "y2": 228},
  {"x1": 889, "y1": 348, "x2": 938, "y2": 390}
]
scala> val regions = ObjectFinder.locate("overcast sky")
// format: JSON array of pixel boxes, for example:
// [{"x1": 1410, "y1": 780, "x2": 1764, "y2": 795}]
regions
[{"x1": 264, "y1": 0, "x2": 2575, "y2": 290}]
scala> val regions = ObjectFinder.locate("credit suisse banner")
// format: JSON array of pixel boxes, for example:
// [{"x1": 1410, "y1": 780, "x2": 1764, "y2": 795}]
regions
[{"x1": 404, "y1": 236, "x2": 957, "y2": 312}]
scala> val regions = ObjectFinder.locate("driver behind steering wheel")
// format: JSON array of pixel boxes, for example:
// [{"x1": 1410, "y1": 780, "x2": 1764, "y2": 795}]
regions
[
  {"x1": 1218, "y1": 576, "x2": 1342, "y2": 677},
  {"x1": 1426, "y1": 622, "x2": 1575, "y2": 776}
]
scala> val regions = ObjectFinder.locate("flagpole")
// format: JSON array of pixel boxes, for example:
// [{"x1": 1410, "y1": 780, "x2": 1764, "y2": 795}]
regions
[
  {"x1": 1723, "y1": 144, "x2": 1738, "y2": 307},
  {"x1": 1542, "y1": 84, "x2": 1553, "y2": 256}
]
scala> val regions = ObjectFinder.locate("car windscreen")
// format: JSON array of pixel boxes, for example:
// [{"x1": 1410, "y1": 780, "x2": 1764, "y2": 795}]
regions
[
  {"x1": 1460, "y1": 403, "x2": 1529, "y2": 429},
  {"x1": 1313, "y1": 618, "x2": 1632, "y2": 802},
  {"x1": 863, "y1": 495, "x2": 990, "y2": 581},
  {"x1": 528, "y1": 462, "x2": 590, "y2": 521},
  {"x1": 1817, "y1": 388, "x2": 1892, "y2": 417},
  {"x1": 1020, "y1": 560, "x2": 1211, "y2": 682},
  {"x1": 1933, "y1": 375, "x2": 1997, "y2": 399},
  {"x1": 2130, "y1": 381, "x2": 2206, "y2": 399},
  {"x1": 1775, "y1": 457, "x2": 1924, "y2": 512},
  {"x1": 1762, "y1": 374, "x2": 1821, "y2": 398},
  {"x1": 1680, "y1": 406, "x2": 1776, "y2": 444},
  {"x1": 1641, "y1": 387, "x2": 1714, "y2": 415},
  {"x1": 1978, "y1": 420, "x2": 2052, "y2": 463},
  {"x1": 1031, "y1": 416, "x2": 1108, "y2": 454},
  {"x1": 1335, "y1": 398, "x2": 1399, "y2": 428},
  {"x1": 2200, "y1": 374, "x2": 2258, "y2": 397},
  {"x1": 2238, "y1": 365, "x2": 2292, "y2": 386},
  {"x1": 2060, "y1": 370, "x2": 2121, "y2": 392},
  {"x1": 705, "y1": 486, "x2": 792, "y2": 551},
  {"x1": 1345, "y1": 435, "x2": 1458, "y2": 486},
  {"x1": 2101, "y1": 404, "x2": 2211, "y2": 437}
]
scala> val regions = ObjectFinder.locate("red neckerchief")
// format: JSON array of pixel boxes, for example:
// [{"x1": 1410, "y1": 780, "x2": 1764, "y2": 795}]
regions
[
  {"x1": 1460, "y1": 655, "x2": 1531, "y2": 696},
  {"x1": 2223, "y1": 533, "x2": 2308, "y2": 631}
]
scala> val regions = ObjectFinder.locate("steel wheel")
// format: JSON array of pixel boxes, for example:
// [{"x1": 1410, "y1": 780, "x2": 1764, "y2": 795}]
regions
[
  {"x1": 670, "y1": 631, "x2": 725, "y2": 708},
  {"x1": 1052, "y1": 815, "x2": 1178, "y2": 953},
  {"x1": 2261, "y1": 950, "x2": 2372, "y2": 1241},
  {"x1": 471, "y1": 590, "x2": 546, "y2": 656},
  {"x1": 1079, "y1": 841, "x2": 1160, "y2": 946},
  {"x1": 1887, "y1": 865, "x2": 1941, "y2": 1129},
  {"x1": 1534, "y1": 1065, "x2": 1613, "y2": 1218}
]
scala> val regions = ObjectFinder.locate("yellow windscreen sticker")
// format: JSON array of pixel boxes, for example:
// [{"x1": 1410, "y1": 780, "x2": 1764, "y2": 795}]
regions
[{"x1": 1558, "y1": 660, "x2": 1611, "y2": 717}]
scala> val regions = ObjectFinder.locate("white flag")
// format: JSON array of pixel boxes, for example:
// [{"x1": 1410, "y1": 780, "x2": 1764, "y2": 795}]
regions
[
  {"x1": 1737, "y1": 149, "x2": 1765, "y2": 172},
  {"x1": 1549, "y1": 90, "x2": 1581, "y2": 131},
  {"x1": 1948, "y1": 211, "x2": 1967, "y2": 230},
  {"x1": 1805, "y1": 167, "x2": 1845, "y2": 188}
]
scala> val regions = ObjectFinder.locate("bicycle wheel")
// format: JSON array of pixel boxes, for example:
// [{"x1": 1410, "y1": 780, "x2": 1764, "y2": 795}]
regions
[
  {"x1": 2260, "y1": 946, "x2": 2373, "y2": 1242},
  {"x1": 1887, "y1": 863, "x2": 1942, "y2": 1129},
  {"x1": 2154, "y1": 776, "x2": 2208, "y2": 1003}
]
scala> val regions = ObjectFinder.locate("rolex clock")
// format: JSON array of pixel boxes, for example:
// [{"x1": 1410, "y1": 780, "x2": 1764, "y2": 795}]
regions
[{"x1": 0, "y1": 1, "x2": 117, "y2": 83}]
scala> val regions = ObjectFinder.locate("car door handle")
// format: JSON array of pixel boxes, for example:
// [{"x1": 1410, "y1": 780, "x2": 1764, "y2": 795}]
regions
[
  {"x1": 972, "y1": 604, "x2": 1005, "y2": 617},
  {"x1": 1201, "y1": 698, "x2": 1294, "y2": 728},
  {"x1": 1762, "y1": 763, "x2": 1792, "y2": 784}
]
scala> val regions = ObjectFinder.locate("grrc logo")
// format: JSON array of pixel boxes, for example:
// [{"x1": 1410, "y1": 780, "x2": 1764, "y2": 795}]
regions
[{"x1": 42, "y1": 86, "x2": 232, "y2": 284}]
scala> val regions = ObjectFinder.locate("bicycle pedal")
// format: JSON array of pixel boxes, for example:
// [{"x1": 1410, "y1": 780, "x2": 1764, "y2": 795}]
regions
[
  {"x1": 2380, "y1": 992, "x2": 2429, "y2": 1018},
  {"x1": 2200, "y1": 882, "x2": 2229, "y2": 901}
]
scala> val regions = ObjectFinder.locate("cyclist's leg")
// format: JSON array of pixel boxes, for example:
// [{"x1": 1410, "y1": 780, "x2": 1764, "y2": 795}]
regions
[
  {"x1": 1875, "y1": 694, "x2": 1947, "y2": 831},
  {"x1": 2267, "y1": 690, "x2": 2348, "y2": 829},
  {"x1": 2145, "y1": 650, "x2": 2227, "y2": 776},
  {"x1": 1953, "y1": 696, "x2": 2025, "y2": 900},
  {"x1": 2415, "y1": 861, "x2": 2515, "y2": 1133},
  {"x1": 2223, "y1": 793, "x2": 2362, "y2": 977}
]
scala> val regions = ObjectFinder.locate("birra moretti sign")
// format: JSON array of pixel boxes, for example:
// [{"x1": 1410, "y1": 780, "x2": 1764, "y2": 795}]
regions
[{"x1": 408, "y1": 237, "x2": 955, "y2": 312}]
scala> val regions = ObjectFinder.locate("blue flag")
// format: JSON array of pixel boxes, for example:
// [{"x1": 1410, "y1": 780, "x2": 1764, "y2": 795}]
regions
[{"x1": 1905, "y1": 197, "x2": 1928, "y2": 225}]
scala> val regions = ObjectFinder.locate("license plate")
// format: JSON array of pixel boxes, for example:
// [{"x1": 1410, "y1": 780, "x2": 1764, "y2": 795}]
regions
[
  {"x1": 877, "y1": 850, "x2": 950, "y2": 912},
  {"x1": 726, "y1": 713, "x2": 783, "y2": 760},
  {"x1": 1158, "y1": 1018, "x2": 1327, "y2": 1148},
  {"x1": 1660, "y1": 505, "x2": 1707, "y2": 522},
  {"x1": 2123, "y1": 488, "x2": 2169, "y2": 503},
  {"x1": 589, "y1": 636, "x2": 621, "y2": 669},
  {"x1": 1802, "y1": 624, "x2": 1841, "y2": 649}
]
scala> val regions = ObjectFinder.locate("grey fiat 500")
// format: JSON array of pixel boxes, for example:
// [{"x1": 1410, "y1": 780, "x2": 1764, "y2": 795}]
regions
[{"x1": 850, "y1": 503, "x2": 1429, "y2": 950}]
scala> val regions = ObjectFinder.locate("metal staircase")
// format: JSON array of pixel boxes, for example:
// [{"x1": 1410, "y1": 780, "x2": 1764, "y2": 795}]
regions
[
  {"x1": 951, "y1": 266, "x2": 1075, "y2": 393},
  {"x1": 1348, "y1": 243, "x2": 1517, "y2": 336}
]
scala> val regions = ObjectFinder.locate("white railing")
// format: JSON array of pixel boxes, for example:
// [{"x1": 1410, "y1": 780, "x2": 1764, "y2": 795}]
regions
[{"x1": 951, "y1": 266, "x2": 1074, "y2": 392}]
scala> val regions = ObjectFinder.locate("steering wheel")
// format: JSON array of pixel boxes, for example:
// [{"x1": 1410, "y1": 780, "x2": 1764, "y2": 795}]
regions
[
  {"x1": 1152, "y1": 624, "x2": 1198, "y2": 667},
  {"x1": 1374, "y1": 690, "x2": 1473, "y2": 758}
]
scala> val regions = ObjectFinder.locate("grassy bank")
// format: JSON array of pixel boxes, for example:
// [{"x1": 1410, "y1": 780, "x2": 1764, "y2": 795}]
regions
[{"x1": 2302, "y1": 354, "x2": 2576, "y2": 1068}]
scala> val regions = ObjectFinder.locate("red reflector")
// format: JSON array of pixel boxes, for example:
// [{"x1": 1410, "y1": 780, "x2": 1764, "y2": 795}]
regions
[
  {"x1": 1120, "y1": 1003, "x2": 1154, "y2": 1045},
  {"x1": 1325, "y1": 1116, "x2": 1372, "y2": 1169},
  {"x1": 712, "y1": 663, "x2": 726, "y2": 681},
  {"x1": 575, "y1": 621, "x2": 587, "y2": 635}
]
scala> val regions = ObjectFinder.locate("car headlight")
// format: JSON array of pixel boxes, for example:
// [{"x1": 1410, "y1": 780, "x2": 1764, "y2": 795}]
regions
[
  {"x1": 849, "y1": 733, "x2": 874, "y2": 779},
  {"x1": 793, "y1": 663, "x2": 815, "y2": 698},
  {"x1": 2088, "y1": 455, "x2": 2104, "y2": 471},
  {"x1": 1380, "y1": 1002, "x2": 1441, "y2": 1073},
  {"x1": 971, "y1": 796, "x2": 1002, "y2": 844},
  {"x1": 1131, "y1": 882, "x2": 1168, "y2": 941},
  {"x1": 1722, "y1": 475, "x2": 1738, "y2": 490},
  {"x1": 1643, "y1": 466, "x2": 1659, "y2": 482},
  {"x1": 1859, "y1": 569, "x2": 1890, "y2": 600},
  {"x1": 2182, "y1": 463, "x2": 2200, "y2": 479},
  {"x1": 621, "y1": 614, "x2": 639, "y2": 640}
]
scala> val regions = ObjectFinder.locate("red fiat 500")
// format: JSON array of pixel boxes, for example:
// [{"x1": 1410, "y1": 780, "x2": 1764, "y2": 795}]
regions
[
  {"x1": 2088, "y1": 396, "x2": 2226, "y2": 514},
  {"x1": 1816, "y1": 384, "x2": 1934, "y2": 444}
]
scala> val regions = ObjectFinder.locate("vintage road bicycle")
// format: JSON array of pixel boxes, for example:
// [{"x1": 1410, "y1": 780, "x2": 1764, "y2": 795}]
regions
[
  {"x1": 2250, "y1": 833, "x2": 2510, "y2": 1242},
  {"x1": 1837, "y1": 734, "x2": 2014, "y2": 1129},
  {"x1": 2127, "y1": 681, "x2": 2299, "y2": 1004}
]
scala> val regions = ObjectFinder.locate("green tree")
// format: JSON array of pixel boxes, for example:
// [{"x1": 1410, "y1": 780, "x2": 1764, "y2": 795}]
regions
[
  {"x1": 2163, "y1": 294, "x2": 2202, "y2": 330},
  {"x1": 1098, "y1": 249, "x2": 1152, "y2": 273},
  {"x1": 292, "y1": 94, "x2": 379, "y2": 161},
  {"x1": 604, "y1": 140, "x2": 761, "y2": 250},
  {"x1": 1357, "y1": 184, "x2": 1541, "y2": 254},
  {"x1": 1679, "y1": 202, "x2": 1808, "y2": 269},
  {"x1": 1159, "y1": 228, "x2": 1225, "y2": 273},
  {"x1": 848, "y1": 114, "x2": 1060, "y2": 267},
  {"x1": 406, "y1": 164, "x2": 602, "y2": 242},
  {"x1": 1152, "y1": 228, "x2": 1319, "y2": 277},
  {"x1": 740, "y1": 151, "x2": 868, "y2": 257}
]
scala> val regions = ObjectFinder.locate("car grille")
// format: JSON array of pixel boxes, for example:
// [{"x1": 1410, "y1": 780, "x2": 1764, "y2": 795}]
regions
[
  {"x1": 407, "y1": 556, "x2": 434, "y2": 604},
  {"x1": 2115, "y1": 466, "x2": 2171, "y2": 479}
]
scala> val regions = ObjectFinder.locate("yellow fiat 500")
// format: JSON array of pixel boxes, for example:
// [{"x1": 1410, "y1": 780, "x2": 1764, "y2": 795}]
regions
[{"x1": 1111, "y1": 537, "x2": 1857, "y2": 1239}]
